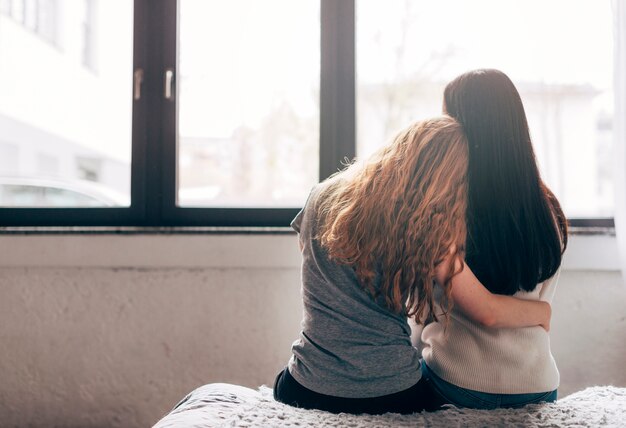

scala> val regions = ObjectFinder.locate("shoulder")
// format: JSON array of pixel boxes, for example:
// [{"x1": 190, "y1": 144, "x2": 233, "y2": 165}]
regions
[
  {"x1": 291, "y1": 179, "x2": 339, "y2": 233},
  {"x1": 296, "y1": 177, "x2": 345, "y2": 222}
]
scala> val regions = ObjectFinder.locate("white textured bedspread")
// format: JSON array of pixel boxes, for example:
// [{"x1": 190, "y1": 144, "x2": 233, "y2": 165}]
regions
[{"x1": 153, "y1": 384, "x2": 626, "y2": 427}]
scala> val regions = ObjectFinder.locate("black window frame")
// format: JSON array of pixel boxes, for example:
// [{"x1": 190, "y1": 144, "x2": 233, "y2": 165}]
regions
[{"x1": 0, "y1": 0, "x2": 613, "y2": 229}]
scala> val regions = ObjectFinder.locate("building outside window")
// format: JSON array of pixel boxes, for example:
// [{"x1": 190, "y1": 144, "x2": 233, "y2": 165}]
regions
[
  {"x1": 0, "y1": 0, "x2": 59, "y2": 45},
  {"x1": 82, "y1": 0, "x2": 97, "y2": 71},
  {"x1": 0, "y1": 0, "x2": 131, "y2": 210},
  {"x1": 0, "y1": 0, "x2": 618, "y2": 226}
]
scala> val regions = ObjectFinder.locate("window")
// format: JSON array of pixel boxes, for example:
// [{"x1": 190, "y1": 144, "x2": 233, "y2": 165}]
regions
[
  {"x1": 0, "y1": 0, "x2": 133, "y2": 223},
  {"x1": 177, "y1": 0, "x2": 320, "y2": 208},
  {"x1": 356, "y1": 0, "x2": 614, "y2": 222},
  {"x1": 0, "y1": 0, "x2": 615, "y2": 227}
]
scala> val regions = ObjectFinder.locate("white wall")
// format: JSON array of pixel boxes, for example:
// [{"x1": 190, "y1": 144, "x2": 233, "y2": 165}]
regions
[{"x1": 0, "y1": 233, "x2": 624, "y2": 428}]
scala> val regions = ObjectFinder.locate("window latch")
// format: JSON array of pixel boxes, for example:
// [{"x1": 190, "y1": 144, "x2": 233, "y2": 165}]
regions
[
  {"x1": 164, "y1": 68, "x2": 175, "y2": 100},
  {"x1": 133, "y1": 68, "x2": 144, "y2": 101}
]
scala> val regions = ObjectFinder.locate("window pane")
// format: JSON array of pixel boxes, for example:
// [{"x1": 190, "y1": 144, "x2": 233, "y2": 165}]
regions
[
  {"x1": 178, "y1": 0, "x2": 320, "y2": 208},
  {"x1": 0, "y1": 0, "x2": 132, "y2": 207},
  {"x1": 357, "y1": 0, "x2": 614, "y2": 218}
]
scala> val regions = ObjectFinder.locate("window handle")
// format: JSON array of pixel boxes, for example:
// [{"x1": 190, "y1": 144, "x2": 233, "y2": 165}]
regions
[
  {"x1": 164, "y1": 68, "x2": 174, "y2": 100},
  {"x1": 133, "y1": 68, "x2": 144, "y2": 100}
]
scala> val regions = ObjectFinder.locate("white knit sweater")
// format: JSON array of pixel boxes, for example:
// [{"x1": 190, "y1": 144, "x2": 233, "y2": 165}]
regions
[{"x1": 421, "y1": 271, "x2": 560, "y2": 394}]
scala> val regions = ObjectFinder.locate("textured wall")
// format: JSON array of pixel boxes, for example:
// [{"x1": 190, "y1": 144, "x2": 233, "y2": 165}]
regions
[
  {"x1": 550, "y1": 270, "x2": 626, "y2": 396},
  {"x1": 0, "y1": 237, "x2": 625, "y2": 427},
  {"x1": 0, "y1": 266, "x2": 303, "y2": 428}
]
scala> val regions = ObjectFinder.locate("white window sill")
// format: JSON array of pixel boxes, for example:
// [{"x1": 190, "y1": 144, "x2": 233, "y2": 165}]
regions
[{"x1": 0, "y1": 232, "x2": 619, "y2": 271}]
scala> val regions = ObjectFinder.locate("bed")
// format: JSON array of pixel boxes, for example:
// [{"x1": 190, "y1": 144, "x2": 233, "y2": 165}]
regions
[{"x1": 152, "y1": 383, "x2": 626, "y2": 427}]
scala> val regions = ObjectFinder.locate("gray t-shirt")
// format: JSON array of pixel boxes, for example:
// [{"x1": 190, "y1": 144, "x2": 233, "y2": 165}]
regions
[{"x1": 287, "y1": 181, "x2": 422, "y2": 398}]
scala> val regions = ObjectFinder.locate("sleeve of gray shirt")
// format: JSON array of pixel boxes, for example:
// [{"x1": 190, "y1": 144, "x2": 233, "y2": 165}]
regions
[
  {"x1": 291, "y1": 208, "x2": 304, "y2": 233},
  {"x1": 291, "y1": 185, "x2": 318, "y2": 233}
]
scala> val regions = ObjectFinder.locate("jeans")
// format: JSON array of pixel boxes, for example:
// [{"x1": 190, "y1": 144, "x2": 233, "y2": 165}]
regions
[
  {"x1": 421, "y1": 361, "x2": 557, "y2": 409},
  {"x1": 273, "y1": 367, "x2": 441, "y2": 414}
]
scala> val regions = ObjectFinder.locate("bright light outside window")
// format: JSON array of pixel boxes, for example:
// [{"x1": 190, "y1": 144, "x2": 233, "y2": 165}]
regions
[
  {"x1": 0, "y1": 0, "x2": 132, "y2": 208},
  {"x1": 357, "y1": 0, "x2": 614, "y2": 218},
  {"x1": 178, "y1": 0, "x2": 320, "y2": 208}
]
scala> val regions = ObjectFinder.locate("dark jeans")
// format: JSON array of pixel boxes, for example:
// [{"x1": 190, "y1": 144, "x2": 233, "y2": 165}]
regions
[
  {"x1": 421, "y1": 361, "x2": 557, "y2": 409},
  {"x1": 273, "y1": 367, "x2": 442, "y2": 415}
]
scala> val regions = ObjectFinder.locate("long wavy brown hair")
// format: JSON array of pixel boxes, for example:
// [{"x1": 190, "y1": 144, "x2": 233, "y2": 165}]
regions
[{"x1": 317, "y1": 116, "x2": 469, "y2": 323}]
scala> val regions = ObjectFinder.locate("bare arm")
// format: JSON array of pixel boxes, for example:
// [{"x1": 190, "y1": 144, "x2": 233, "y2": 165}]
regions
[
  {"x1": 435, "y1": 254, "x2": 551, "y2": 331},
  {"x1": 451, "y1": 263, "x2": 551, "y2": 330}
]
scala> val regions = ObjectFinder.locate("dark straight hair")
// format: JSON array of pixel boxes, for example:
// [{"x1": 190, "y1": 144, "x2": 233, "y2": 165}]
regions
[{"x1": 443, "y1": 69, "x2": 568, "y2": 295}]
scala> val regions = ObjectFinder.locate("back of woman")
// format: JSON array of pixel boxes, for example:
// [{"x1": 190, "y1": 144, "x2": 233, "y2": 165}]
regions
[
  {"x1": 287, "y1": 177, "x2": 423, "y2": 399},
  {"x1": 422, "y1": 275, "x2": 559, "y2": 397},
  {"x1": 274, "y1": 116, "x2": 470, "y2": 414},
  {"x1": 420, "y1": 69, "x2": 568, "y2": 408}
]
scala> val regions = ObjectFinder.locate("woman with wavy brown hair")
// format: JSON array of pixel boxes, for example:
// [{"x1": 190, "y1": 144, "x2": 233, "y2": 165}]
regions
[{"x1": 273, "y1": 115, "x2": 552, "y2": 415}]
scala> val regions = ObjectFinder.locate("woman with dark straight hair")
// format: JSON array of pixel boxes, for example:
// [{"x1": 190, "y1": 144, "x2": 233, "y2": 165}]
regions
[
  {"x1": 443, "y1": 69, "x2": 567, "y2": 294},
  {"x1": 420, "y1": 69, "x2": 568, "y2": 409}
]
